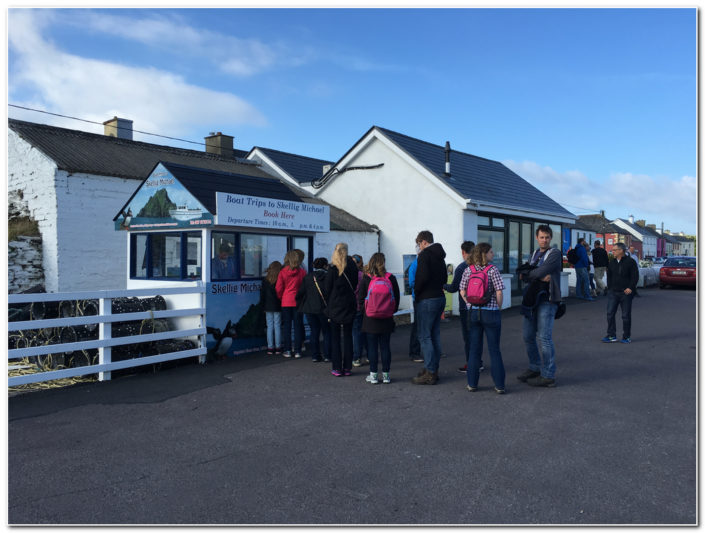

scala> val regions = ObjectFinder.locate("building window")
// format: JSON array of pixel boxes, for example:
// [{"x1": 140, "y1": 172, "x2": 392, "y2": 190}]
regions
[
  {"x1": 131, "y1": 232, "x2": 202, "y2": 280},
  {"x1": 211, "y1": 232, "x2": 237, "y2": 280},
  {"x1": 478, "y1": 229, "x2": 505, "y2": 273},
  {"x1": 492, "y1": 217, "x2": 505, "y2": 228},
  {"x1": 240, "y1": 234, "x2": 288, "y2": 279},
  {"x1": 477, "y1": 215, "x2": 490, "y2": 226}
]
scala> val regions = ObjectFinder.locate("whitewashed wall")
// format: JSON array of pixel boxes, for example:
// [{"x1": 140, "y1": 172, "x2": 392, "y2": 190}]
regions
[
  {"x1": 8, "y1": 237, "x2": 44, "y2": 293},
  {"x1": 314, "y1": 230, "x2": 378, "y2": 264}
]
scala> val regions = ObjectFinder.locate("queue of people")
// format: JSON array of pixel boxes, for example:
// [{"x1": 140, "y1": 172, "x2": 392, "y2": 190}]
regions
[{"x1": 255, "y1": 227, "x2": 637, "y2": 390}]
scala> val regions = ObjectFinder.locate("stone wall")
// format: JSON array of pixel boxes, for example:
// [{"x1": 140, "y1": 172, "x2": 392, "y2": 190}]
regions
[{"x1": 9, "y1": 236, "x2": 45, "y2": 293}]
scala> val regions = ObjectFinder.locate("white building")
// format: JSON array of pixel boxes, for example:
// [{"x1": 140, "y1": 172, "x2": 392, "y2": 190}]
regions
[{"x1": 612, "y1": 215, "x2": 658, "y2": 259}]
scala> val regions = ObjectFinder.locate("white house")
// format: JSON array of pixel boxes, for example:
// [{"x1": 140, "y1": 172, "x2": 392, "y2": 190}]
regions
[
  {"x1": 312, "y1": 126, "x2": 576, "y2": 309},
  {"x1": 612, "y1": 215, "x2": 658, "y2": 259}
]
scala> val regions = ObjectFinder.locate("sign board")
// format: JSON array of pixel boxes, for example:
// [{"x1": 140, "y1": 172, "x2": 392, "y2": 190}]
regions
[{"x1": 216, "y1": 193, "x2": 329, "y2": 232}]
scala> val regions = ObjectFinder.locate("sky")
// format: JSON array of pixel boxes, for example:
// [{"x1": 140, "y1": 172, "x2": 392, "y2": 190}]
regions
[{"x1": 6, "y1": 6, "x2": 698, "y2": 235}]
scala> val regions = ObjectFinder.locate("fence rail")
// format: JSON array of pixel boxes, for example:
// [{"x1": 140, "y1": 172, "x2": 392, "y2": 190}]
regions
[{"x1": 8, "y1": 284, "x2": 207, "y2": 387}]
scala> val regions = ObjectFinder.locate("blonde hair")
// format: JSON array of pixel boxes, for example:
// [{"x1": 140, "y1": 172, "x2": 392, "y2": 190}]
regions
[
  {"x1": 265, "y1": 261, "x2": 282, "y2": 284},
  {"x1": 471, "y1": 243, "x2": 492, "y2": 267},
  {"x1": 330, "y1": 242, "x2": 349, "y2": 276},
  {"x1": 366, "y1": 253, "x2": 387, "y2": 278},
  {"x1": 284, "y1": 249, "x2": 301, "y2": 269}
]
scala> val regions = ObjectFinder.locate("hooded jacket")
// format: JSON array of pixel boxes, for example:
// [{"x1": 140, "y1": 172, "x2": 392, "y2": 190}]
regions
[
  {"x1": 296, "y1": 268, "x2": 328, "y2": 315},
  {"x1": 324, "y1": 256, "x2": 359, "y2": 324},
  {"x1": 414, "y1": 242, "x2": 447, "y2": 302},
  {"x1": 275, "y1": 266, "x2": 306, "y2": 308}
]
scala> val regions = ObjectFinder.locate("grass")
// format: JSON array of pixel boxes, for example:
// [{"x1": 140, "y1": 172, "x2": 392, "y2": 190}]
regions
[{"x1": 8, "y1": 217, "x2": 40, "y2": 241}]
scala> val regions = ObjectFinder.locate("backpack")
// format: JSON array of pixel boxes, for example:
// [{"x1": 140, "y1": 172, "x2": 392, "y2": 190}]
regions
[
  {"x1": 465, "y1": 265, "x2": 492, "y2": 307},
  {"x1": 567, "y1": 247, "x2": 579, "y2": 265},
  {"x1": 364, "y1": 272, "x2": 396, "y2": 319}
]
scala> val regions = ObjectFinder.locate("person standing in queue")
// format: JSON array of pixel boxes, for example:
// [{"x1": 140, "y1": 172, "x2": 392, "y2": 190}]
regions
[
  {"x1": 296, "y1": 257, "x2": 330, "y2": 362},
  {"x1": 276, "y1": 249, "x2": 306, "y2": 358},
  {"x1": 324, "y1": 243, "x2": 359, "y2": 376},
  {"x1": 443, "y1": 240, "x2": 476, "y2": 373}
]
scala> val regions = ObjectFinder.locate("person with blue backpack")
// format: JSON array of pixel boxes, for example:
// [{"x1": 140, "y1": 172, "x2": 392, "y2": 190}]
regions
[
  {"x1": 459, "y1": 242, "x2": 506, "y2": 394},
  {"x1": 357, "y1": 253, "x2": 400, "y2": 384}
]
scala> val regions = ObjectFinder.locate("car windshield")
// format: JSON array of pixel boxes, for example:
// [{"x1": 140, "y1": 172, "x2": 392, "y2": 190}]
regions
[{"x1": 664, "y1": 258, "x2": 696, "y2": 268}]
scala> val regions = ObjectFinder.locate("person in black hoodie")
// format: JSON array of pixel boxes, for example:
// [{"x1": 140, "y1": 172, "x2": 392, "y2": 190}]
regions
[
  {"x1": 324, "y1": 243, "x2": 359, "y2": 376},
  {"x1": 411, "y1": 230, "x2": 448, "y2": 385},
  {"x1": 296, "y1": 257, "x2": 330, "y2": 362},
  {"x1": 602, "y1": 242, "x2": 639, "y2": 343}
]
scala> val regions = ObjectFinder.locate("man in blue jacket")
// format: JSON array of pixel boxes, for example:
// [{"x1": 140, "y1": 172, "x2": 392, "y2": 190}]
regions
[{"x1": 574, "y1": 238, "x2": 594, "y2": 301}]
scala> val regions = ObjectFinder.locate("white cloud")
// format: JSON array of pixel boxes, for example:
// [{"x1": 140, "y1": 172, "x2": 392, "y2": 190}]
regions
[
  {"x1": 8, "y1": 10, "x2": 266, "y2": 140},
  {"x1": 504, "y1": 159, "x2": 697, "y2": 234}
]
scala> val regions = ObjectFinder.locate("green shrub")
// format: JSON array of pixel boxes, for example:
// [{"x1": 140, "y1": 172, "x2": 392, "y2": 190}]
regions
[{"x1": 8, "y1": 217, "x2": 40, "y2": 241}]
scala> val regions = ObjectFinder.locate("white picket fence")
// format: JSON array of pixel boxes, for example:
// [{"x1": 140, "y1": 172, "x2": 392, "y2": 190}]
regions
[{"x1": 8, "y1": 284, "x2": 207, "y2": 387}]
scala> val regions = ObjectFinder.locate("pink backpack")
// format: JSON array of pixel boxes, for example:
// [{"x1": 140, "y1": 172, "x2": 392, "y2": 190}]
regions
[
  {"x1": 365, "y1": 273, "x2": 396, "y2": 319},
  {"x1": 465, "y1": 265, "x2": 491, "y2": 307}
]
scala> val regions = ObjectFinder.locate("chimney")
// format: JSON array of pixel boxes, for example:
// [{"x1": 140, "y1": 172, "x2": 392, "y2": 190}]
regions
[
  {"x1": 647, "y1": 224, "x2": 657, "y2": 230},
  {"x1": 444, "y1": 141, "x2": 451, "y2": 177},
  {"x1": 628, "y1": 214, "x2": 635, "y2": 223},
  {"x1": 322, "y1": 164, "x2": 332, "y2": 176},
  {"x1": 103, "y1": 116, "x2": 133, "y2": 140},
  {"x1": 205, "y1": 132, "x2": 234, "y2": 158},
  {"x1": 636, "y1": 219, "x2": 646, "y2": 227}
]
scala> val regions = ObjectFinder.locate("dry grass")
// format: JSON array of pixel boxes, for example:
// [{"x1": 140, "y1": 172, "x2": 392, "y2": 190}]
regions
[{"x1": 8, "y1": 217, "x2": 40, "y2": 241}]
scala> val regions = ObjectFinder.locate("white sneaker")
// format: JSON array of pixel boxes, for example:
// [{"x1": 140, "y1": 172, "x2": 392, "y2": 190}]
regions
[
  {"x1": 282, "y1": 351, "x2": 292, "y2": 358},
  {"x1": 294, "y1": 353, "x2": 301, "y2": 359},
  {"x1": 365, "y1": 372, "x2": 379, "y2": 384},
  {"x1": 382, "y1": 372, "x2": 391, "y2": 384}
]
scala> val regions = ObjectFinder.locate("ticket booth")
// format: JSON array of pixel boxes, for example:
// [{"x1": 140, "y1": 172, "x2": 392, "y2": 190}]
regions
[{"x1": 114, "y1": 161, "x2": 330, "y2": 357}]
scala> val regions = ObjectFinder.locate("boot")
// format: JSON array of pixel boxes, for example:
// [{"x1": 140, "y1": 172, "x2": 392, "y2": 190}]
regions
[
  {"x1": 412, "y1": 369, "x2": 439, "y2": 385},
  {"x1": 411, "y1": 368, "x2": 429, "y2": 384}
]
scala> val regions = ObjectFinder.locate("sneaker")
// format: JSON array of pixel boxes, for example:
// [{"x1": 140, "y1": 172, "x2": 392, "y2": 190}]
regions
[
  {"x1": 466, "y1": 384, "x2": 478, "y2": 392},
  {"x1": 282, "y1": 351, "x2": 292, "y2": 358},
  {"x1": 494, "y1": 387, "x2": 506, "y2": 395},
  {"x1": 311, "y1": 356, "x2": 322, "y2": 362},
  {"x1": 479, "y1": 365, "x2": 485, "y2": 373},
  {"x1": 361, "y1": 358, "x2": 370, "y2": 366},
  {"x1": 516, "y1": 369, "x2": 540, "y2": 382},
  {"x1": 412, "y1": 355, "x2": 425, "y2": 363},
  {"x1": 343, "y1": 369, "x2": 352, "y2": 376},
  {"x1": 266, "y1": 349, "x2": 274, "y2": 355},
  {"x1": 527, "y1": 375, "x2": 556, "y2": 388},
  {"x1": 275, "y1": 348, "x2": 282, "y2": 355},
  {"x1": 352, "y1": 359, "x2": 362, "y2": 367},
  {"x1": 457, "y1": 365, "x2": 468, "y2": 373},
  {"x1": 601, "y1": 336, "x2": 618, "y2": 343},
  {"x1": 382, "y1": 372, "x2": 391, "y2": 384},
  {"x1": 365, "y1": 372, "x2": 379, "y2": 384},
  {"x1": 621, "y1": 338, "x2": 632, "y2": 344},
  {"x1": 323, "y1": 357, "x2": 331, "y2": 362},
  {"x1": 294, "y1": 353, "x2": 302, "y2": 359},
  {"x1": 331, "y1": 369, "x2": 342, "y2": 377}
]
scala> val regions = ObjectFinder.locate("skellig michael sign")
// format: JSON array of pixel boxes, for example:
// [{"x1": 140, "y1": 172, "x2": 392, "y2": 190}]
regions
[{"x1": 215, "y1": 193, "x2": 330, "y2": 232}]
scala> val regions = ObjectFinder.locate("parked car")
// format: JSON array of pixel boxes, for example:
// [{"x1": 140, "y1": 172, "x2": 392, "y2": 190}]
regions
[
  {"x1": 659, "y1": 256, "x2": 696, "y2": 288},
  {"x1": 651, "y1": 256, "x2": 666, "y2": 265}
]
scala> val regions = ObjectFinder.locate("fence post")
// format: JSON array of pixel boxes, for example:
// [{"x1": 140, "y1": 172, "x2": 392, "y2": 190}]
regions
[
  {"x1": 198, "y1": 281, "x2": 206, "y2": 364},
  {"x1": 99, "y1": 297, "x2": 112, "y2": 381}
]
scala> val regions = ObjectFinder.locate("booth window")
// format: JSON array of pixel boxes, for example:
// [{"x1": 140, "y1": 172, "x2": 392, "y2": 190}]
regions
[
  {"x1": 240, "y1": 233, "x2": 288, "y2": 278},
  {"x1": 211, "y1": 232, "x2": 237, "y2": 280},
  {"x1": 130, "y1": 232, "x2": 202, "y2": 280}
]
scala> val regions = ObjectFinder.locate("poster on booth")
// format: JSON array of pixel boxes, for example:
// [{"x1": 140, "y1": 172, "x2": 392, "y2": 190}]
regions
[
  {"x1": 206, "y1": 280, "x2": 266, "y2": 357},
  {"x1": 216, "y1": 192, "x2": 329, "y2": 232},
  {"x1": 114, "y1": 163, "x2": 214, "y2": 230}
]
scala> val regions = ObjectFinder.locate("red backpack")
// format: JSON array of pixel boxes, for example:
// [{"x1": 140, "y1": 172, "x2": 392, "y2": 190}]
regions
[
  {"x1": 365, "y1": 273, "x2": 396, "y2": 319},
  {"x1": 465, "y1": 265, "x2": 491, "y2": 307}
]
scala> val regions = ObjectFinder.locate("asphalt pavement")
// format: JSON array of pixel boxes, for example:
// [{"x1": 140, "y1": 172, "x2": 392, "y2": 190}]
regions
[{"x1": 8, "y1": 286, "x2": 697, "y2": 525}]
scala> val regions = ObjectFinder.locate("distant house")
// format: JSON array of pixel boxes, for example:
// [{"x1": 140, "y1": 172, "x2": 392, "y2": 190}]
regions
[
  {"x1": 576, "y1": 214, "x2": 636, "y2": 250},
  {"x1": 314, "y1": 126, "x2": 575, "y2": 302},
  {"x1": 673, "y1": 234, "x2": 696, "y2": 256},
  {"x1": 8, "y1": 118, "x2": 377, "y2": 292},
  {"x1": 565, "y1": 219, "x2": 597, "y2": 251}
]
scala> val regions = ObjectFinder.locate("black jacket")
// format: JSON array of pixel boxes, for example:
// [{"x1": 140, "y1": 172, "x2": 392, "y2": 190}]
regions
[
  {"x1": 259, "y1": 279, "x2": 281, "y2": 312},
  {"x1": 591, "y1": 247, "x2": 609, "y2": 268},
  {"x1": 607, "y1": 256, "x2": 639, "y2": 293},
  {"x1": 357, "y1": 273, "x2": 401, "y2": 335},
  {"x1": 296, "y1": 269, "x2": 328, "y2": 315},
  {"x1": 414, "y1": 242, "x2": 447, "y2": 302},
  {"x1": 324, "y1": 256, "x2": 359, "y2": 324}
]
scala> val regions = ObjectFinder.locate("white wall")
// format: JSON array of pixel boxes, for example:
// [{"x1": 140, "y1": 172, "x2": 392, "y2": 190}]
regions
[{"x1": 314, "y1": 230, "x2": 378, "y2": 264}]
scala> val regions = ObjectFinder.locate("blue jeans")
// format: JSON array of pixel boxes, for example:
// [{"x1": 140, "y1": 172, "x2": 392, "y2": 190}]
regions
[
  {"x1": 281, "y1": 307, "x2": 302, "y2": 353},
  {"x1": 467, "y1": 309, "x2": 505, "y2": 389},
  {"x1": 522, "y1": 301, "x2": 557, "y2": 379},
  {"x1": 265, "y1": 311, "x2": 282, "y2": 349},
  {"x1": 366, "y1": 332, "x2": 392, "y2": 373},
  {"x1": 352, "y1": 311, "x2": 366, "y2": 359},
  {"x1": 416, "y1": 296, "x2": 445, "y2": 373},
  {"x1": 306, "y1": 313, "x2": 330, "y2": 359},
  {"x1": 575, "y1": 267, "x2": 590, "y2": 299},
  {"x1": 606, "y1": 291, "x2": 633, "y2": 339}
]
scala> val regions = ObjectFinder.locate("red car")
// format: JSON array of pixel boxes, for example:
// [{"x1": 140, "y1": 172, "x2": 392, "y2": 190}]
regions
[{"x1": 659, "y1": 256, "x2": 696, "y2": 288}]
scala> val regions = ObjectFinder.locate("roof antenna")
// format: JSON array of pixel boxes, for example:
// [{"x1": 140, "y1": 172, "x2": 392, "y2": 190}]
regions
[{"x1": 444, "y1": 141, "x2": 451, "y2": 177}]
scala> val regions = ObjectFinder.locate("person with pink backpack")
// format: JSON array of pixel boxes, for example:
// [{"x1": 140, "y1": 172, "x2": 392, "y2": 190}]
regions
[
  {"x1": 357, "y1": 253, "x2": 400, "y2": 384},
  {"x1": 459, "y1": 242, "x2": 506, "y2": 394}
]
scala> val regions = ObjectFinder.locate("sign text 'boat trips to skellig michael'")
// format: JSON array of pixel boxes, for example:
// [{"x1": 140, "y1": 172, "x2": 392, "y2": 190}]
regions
[{"x1": 215, "y1": 193, "x2": 330, "y2": 232}]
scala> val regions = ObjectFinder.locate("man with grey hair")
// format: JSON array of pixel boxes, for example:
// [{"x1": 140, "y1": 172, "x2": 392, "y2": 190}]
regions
[{"x1": 602, "y1": 242, "x2": 639, "y2": 344}]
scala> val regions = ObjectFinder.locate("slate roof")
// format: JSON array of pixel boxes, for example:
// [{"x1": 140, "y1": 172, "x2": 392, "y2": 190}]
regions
[
  {"x1": 9, "y1": 118, "x2": 265, "y2": 181},
  {"x1": 250, "y1": 147, "x2": 333, "y2": 185},
  {"x1": 372, "y1": 127, "x2": 575, "y2": 220},
  {"x1": 576, "y1": 215, "x2": 627, "y2": 235}
]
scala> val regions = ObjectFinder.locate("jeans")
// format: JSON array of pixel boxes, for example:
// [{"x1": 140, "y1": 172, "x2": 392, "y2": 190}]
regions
[
  {"x1": 416, "y1": 296, "x2": 445, "y2": 373},
  {"x1": 522, "y1": 301, "x2": 558, "y2": 379},
  {"x1": 594, "y1": 267, "x2": 607, "y2": 293},
  {"x1": 467, "y1": 309, "x2": 505, "y2": 389},
  {"x1": 575, "y1": 267, "x2": 590, "y2": 299},
  {"x1": 265, "y1": 311, "x2": 282, "y2": 349},
  {"x1": 352, "y1": 311, "x2": 366, "y2": 360},
  {"x1": 409, "y1": 303, "x2": 420, "y2": 357},
  {"x1": 281, "y1": 307, "x2": 302, "y2": 353},
  {"x1": 366, "y1": 332, "x2": 392, "y2": 373},
  {"x1": 329, "y1": 321, "x2": 353, "y2": 372},
  {"x1": 606, "y1": 291, "x2": 634, "y2": 339},
  {"x1": 459, "y1": 305, "x2": 476, "y2": 365},
  {"x1": 306, "y1": 313, "x2": 330, "y2": 360}
]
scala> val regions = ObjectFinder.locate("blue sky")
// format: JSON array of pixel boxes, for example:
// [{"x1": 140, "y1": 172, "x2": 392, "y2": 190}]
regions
[{"x1": 7, "y1": 7, "x2": 697, "y2": 235}]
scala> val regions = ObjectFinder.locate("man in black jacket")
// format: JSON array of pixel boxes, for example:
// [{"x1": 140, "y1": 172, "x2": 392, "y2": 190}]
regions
[
  {"x1": 602, "y1": 242, "x2": 639, "y2": 344},
  {"x1": 591, "y1": 240, "x2": 609, "y2": 296},
  {"x1": 411, "y1": 230, "x2": 447, "y2": 385},
  {"x1": 443, "y1": 240, "x2": 476, "y2": 373}
]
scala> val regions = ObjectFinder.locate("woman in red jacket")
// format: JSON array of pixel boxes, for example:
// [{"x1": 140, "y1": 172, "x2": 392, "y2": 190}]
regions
[{"x1": 276, "y1": 250, "x2": 307, "y2": 358}]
